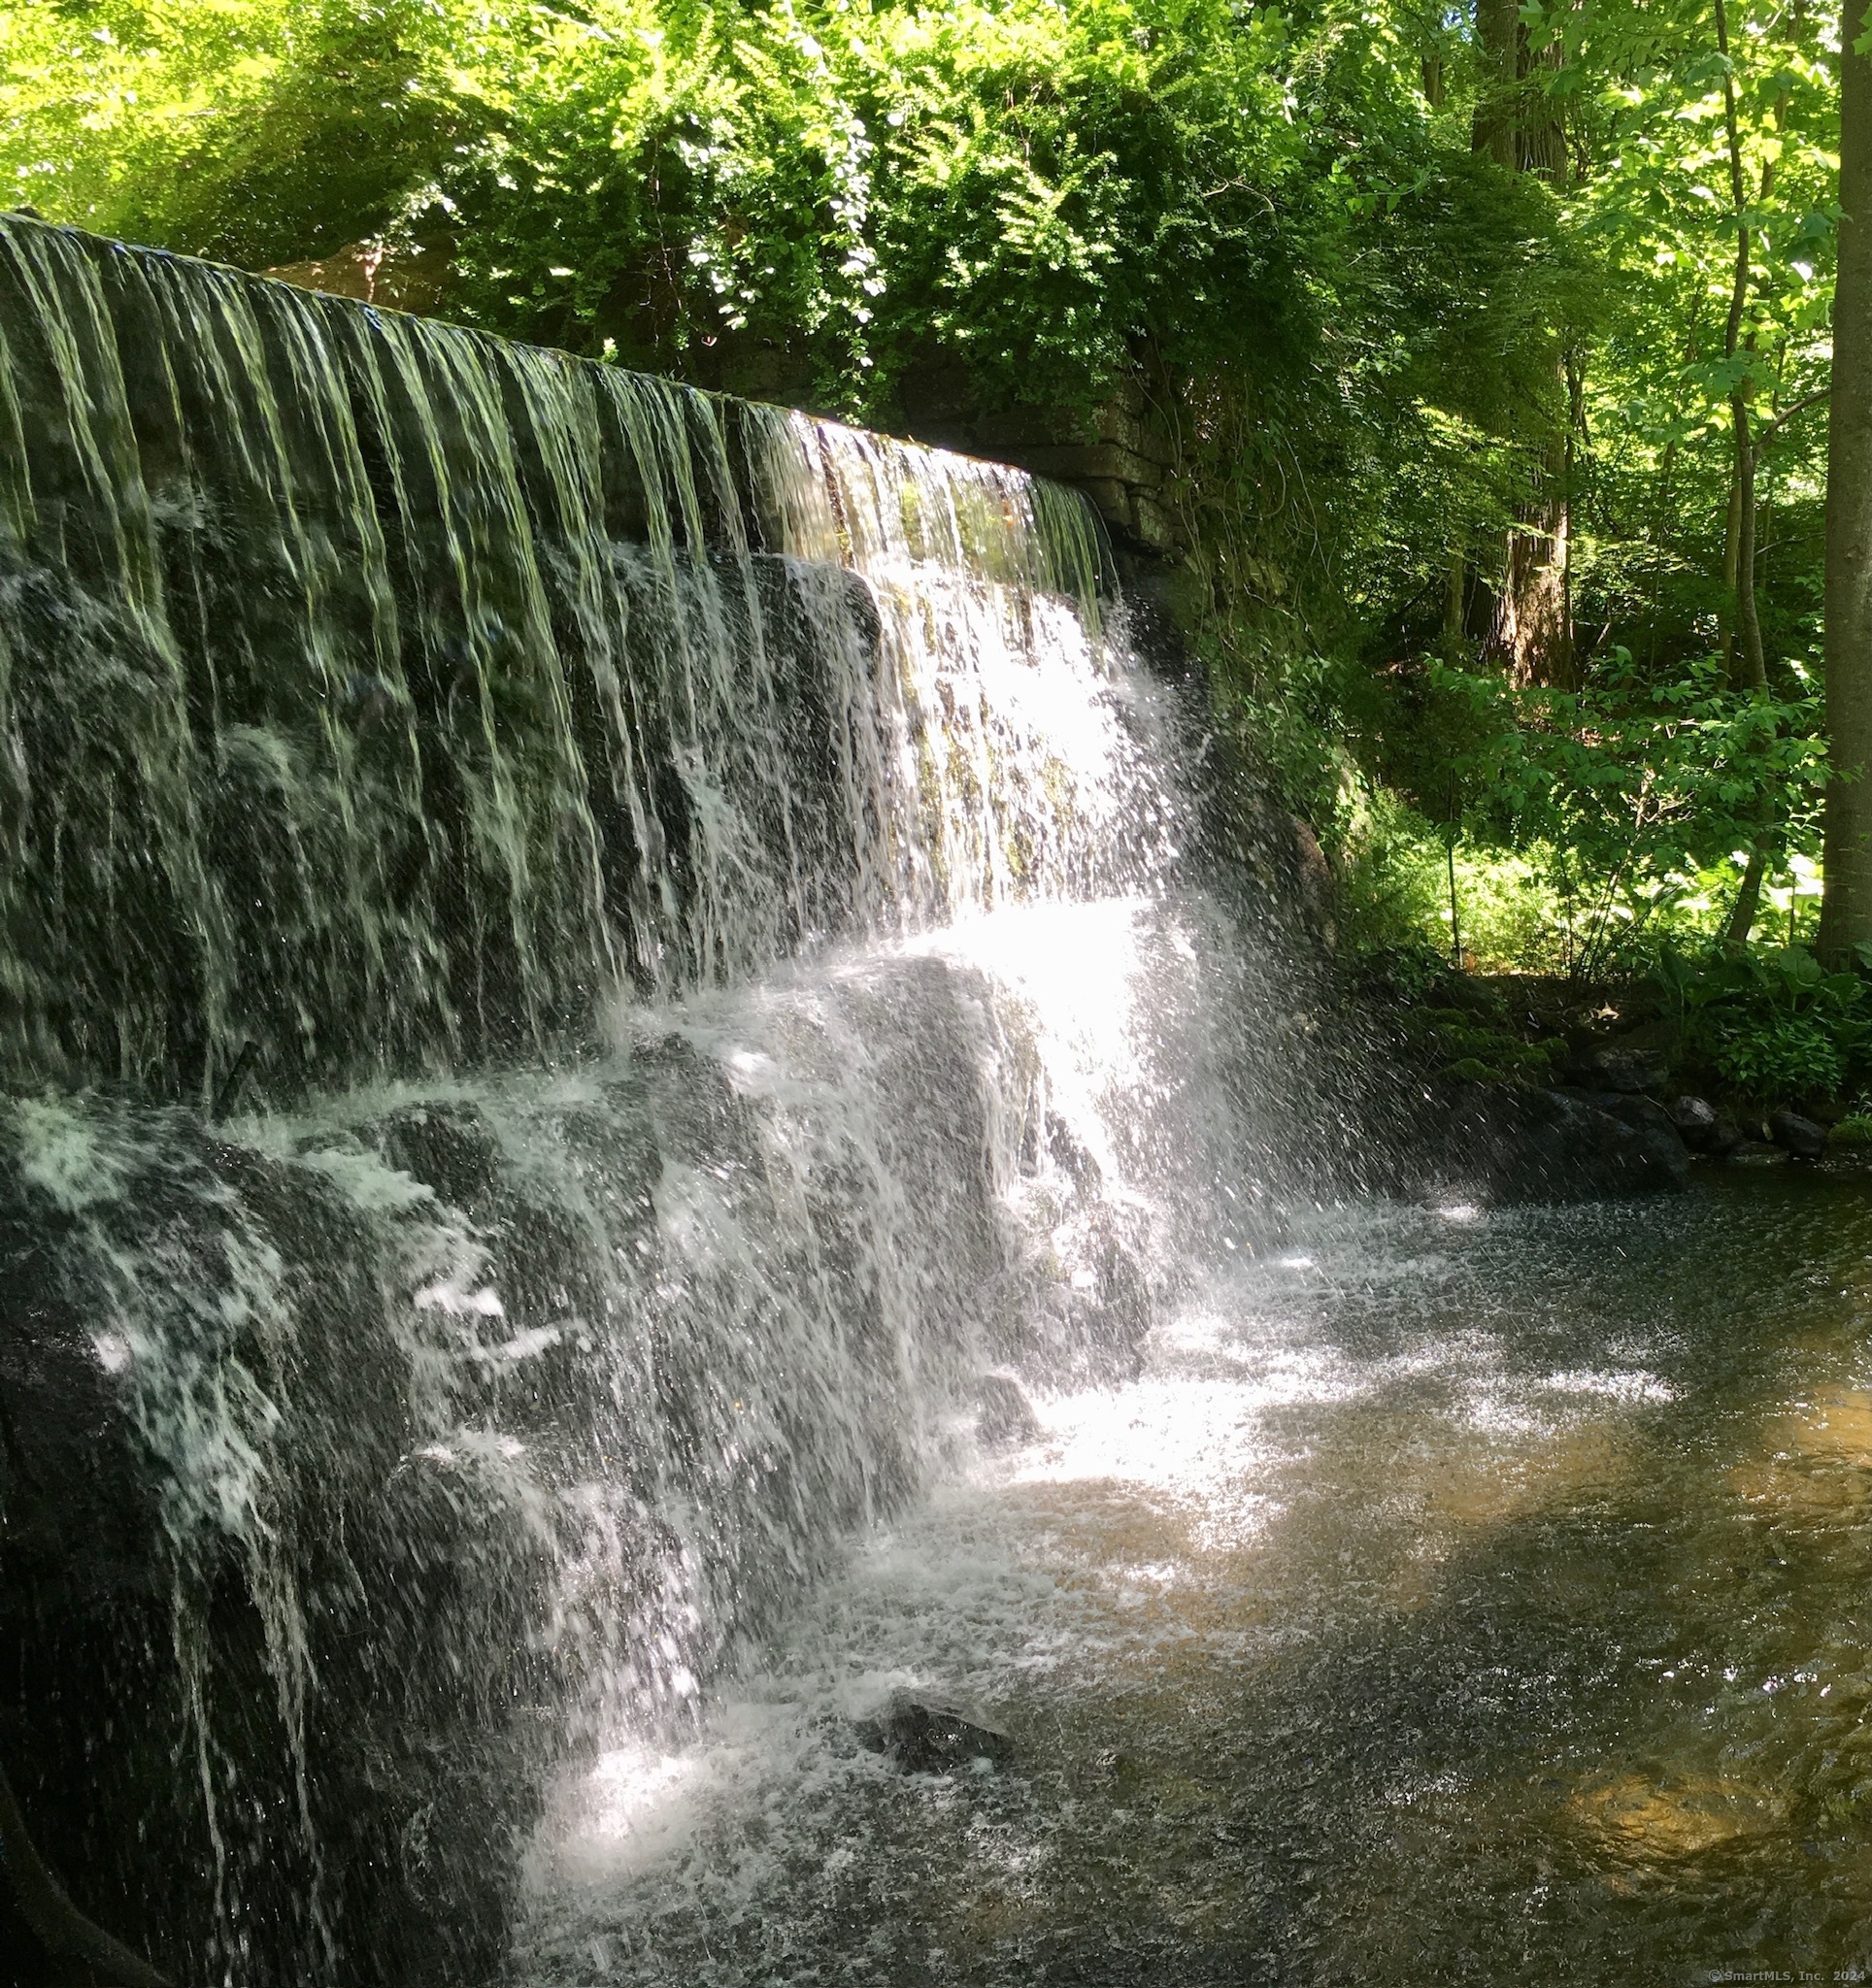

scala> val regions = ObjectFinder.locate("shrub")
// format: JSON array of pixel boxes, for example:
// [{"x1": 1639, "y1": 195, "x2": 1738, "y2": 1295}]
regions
[
  {"x1": 1653, "y1": 943, "x2": 1872, "y2": 1104},
  {"x1": 1711, "y1": 1015, "x2": 1846, "y2": 1099}
]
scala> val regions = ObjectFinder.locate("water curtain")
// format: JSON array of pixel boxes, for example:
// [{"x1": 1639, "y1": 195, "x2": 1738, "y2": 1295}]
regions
[
  {"x1": 0, "y1": 211, "x2": 1268, "y2": 1988},
  {"x1": 0, "y1": 214, "x2": 1138, "y2": 1107}
]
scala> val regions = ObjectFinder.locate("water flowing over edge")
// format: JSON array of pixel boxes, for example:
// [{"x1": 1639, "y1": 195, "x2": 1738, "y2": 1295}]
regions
[
  {"x1": 0, "y1": 212, "x2": 1347, "y2": 1988},
  {"x1": 0, "y1": 211, "x2": 1161, "y2": 1106}
]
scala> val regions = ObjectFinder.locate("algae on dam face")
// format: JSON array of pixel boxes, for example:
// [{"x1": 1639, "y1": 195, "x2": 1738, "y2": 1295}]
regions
[{"x1": 0, "y1": 213, "x2": 1153, "y2": 1105}]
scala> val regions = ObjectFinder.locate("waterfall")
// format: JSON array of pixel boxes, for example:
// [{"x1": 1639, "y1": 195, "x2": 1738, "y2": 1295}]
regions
[
  {"x1": 0, "y1": 212, "x2": 1159, "y2": 1103},
  {"x1": 0, "y1": 215, "x2": 1320, "y2": 1986}
]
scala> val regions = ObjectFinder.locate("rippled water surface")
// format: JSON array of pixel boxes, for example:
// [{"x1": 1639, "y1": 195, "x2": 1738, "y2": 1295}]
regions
[{"x1": 514, "y1": 1171, "x2": 1872, "y2": 1987}]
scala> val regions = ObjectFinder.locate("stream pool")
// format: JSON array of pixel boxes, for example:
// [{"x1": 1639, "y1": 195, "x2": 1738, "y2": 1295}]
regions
[{"x1": 516, "y1": 1169, "x2": 1872, "y2": 1986}]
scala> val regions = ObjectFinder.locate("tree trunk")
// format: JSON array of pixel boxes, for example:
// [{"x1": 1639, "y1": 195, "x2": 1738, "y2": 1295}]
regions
[
  {"x1": 1731, "y1": 384, "x2": 1766, "y2": 688},
  {"x1": 1473, "y1": 0, "x2": 1574, "y2": 688},
  {"x1": 1820, "y1": 2, "x2": 1872, "y2": 963},
  {"x1": 1723, "y1": 843, "x2": 1768, "y2": 951},
  {"x1": 1717, "y1": 1, "x2": 1767, "y2": 698},
  {"x1": 1473, "y1": 0, "x2": 1564, "y2": 177},
  {"x1": 1716, "y1": 0, "x2": 1771, "y2": 943},
  {"x1": 1472, "y1": 0, "x2": 1520, "y2": 169},
  {"x1": 1486, "y1": 475, "x2": 1574, "y2": 688}
]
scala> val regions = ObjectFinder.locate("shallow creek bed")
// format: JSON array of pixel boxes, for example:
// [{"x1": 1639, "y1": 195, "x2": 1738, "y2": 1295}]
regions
[{"x1": 516, "y1": 1169, "x2": 1872, "y2": 1988}]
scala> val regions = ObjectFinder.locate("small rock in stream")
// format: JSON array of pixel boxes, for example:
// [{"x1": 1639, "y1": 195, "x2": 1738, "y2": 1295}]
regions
[
  {"x1": 854, "y1": 1690, "x2": 1015, "y2": 1774},
  {"x1": 1670, "y1": 1095, "x2": 1743, "y2": 1157},
  {"x1": 1769, "y1": 1109, "x2": 1829, "y2": 1161}
]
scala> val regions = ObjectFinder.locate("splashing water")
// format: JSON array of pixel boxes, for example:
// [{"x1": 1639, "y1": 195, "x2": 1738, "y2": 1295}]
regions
[
  {"x1": 4, "y1": 215, "x2": 1862, "y2": 1988},
  {"x1": 0, "y1": 212, "x2": 1327, "y2": 1986}
]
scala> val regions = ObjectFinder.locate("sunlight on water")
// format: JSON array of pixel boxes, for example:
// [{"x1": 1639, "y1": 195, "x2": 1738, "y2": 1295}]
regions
[
  {"x1": 10, "y1": 206, "x2": 1872, "y2": 1988},
  {"x1": 514, "y1": 1179, "x2": 1872, "y2": 1988}
]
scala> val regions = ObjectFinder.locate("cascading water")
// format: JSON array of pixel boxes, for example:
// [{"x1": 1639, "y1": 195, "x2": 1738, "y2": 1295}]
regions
[
  {"x1": 0, "y1": 213, "x2": 1337, "y2": 1986},
  {"x1": 0, "y1": 211, "x2": 1147, "y2": 1102}
]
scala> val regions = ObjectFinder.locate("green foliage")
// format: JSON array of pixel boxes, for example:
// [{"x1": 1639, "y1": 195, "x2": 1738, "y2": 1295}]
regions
[
  {"x1": 1, "y1": 0, "x2": 1848, "y2": 1019},
  {"x1": 1327, "y1": 712, "x2": 1826, "y2": 982},
  {"x1": 1712, "y1": 1014, "x2": 1844, "y2": 1096},
  {"x1": 1431, "y1": 654, "x2": 1825, "y2": 973},
  {"x1": 2, "y1": 0, "x2": 472, "y2": 266},
  {"x1": 3, "y1": 0, "x2": 1369, "y2": 414},
  {"x1": 1652, "y1": 943, "x2": 1872, "y2": 1102}
]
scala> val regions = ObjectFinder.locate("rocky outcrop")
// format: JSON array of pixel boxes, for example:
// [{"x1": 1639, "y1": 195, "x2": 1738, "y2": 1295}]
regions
[
  {"x1": 1564, "y1": 1026, "x2": 1678, "y2": 1094},
  {"x1": 263, "y1": 239, "x2": 452, "y2": 315},
  {"x1": 1394, "y1": 1082, "x2": 1690, "y2": 1205}
]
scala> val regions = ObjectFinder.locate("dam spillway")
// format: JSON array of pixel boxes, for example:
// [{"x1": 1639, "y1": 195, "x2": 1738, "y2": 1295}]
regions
[
  {"x1": 0, "y1": 211, "x2": 1160, "y2": 1104},
  {"x1": 0, "y1": 214, "x2": 1321, "y2": 1985},
  {"x1": 2, "y1": 213, "x2": 1855, "y2": 1988}
]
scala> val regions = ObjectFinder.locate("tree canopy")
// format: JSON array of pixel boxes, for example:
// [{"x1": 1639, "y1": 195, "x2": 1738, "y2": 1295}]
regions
[{"x1": 1, "y1": 0, "x2": 1855, "y2": 1006}]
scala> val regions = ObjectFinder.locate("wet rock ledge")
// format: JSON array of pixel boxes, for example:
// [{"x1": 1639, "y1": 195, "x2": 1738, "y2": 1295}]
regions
[{"x1": 1405, "y1": 1081, "x2": 1691, "y2": 1206}]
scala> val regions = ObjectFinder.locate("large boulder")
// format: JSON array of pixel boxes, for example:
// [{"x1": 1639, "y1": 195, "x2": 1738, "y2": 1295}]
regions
[
  {"x1": 1564, "y1": 1022, "x2": 1678, "y2": 1095},
  {"x1": 1406, "y1": 1083, "x2": 1689, "y2": 1205},
  {"x1": 1589, "y1": 1092, "x2": 1694, "y2": 1163},
  {"x1": 1769, "y1": 1109, "x2": 1829, "y2": 1161},
  {"x1": 1670, "y1": 1095, "x2": 1744, "y2": 1158}
]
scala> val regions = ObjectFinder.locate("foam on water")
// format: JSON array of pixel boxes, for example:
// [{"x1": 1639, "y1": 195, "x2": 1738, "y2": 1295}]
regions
[{"x1": 509, "y1": 1184, "x2": 1872, "y2": 1987}]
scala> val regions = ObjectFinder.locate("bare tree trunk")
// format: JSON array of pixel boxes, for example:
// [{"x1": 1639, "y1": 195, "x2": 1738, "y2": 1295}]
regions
[
  {"x1": 1716, "y1": 0, "x2": 1772, "y2": 943},
  {"x1": 1731, "y1": 382, "x2": 1767, "y2": 688},
  {"x1": 1821, "y1": 3, "x2": 1872, "y2": 962},
  {"x1": 1723, "y1": 844, "x2": 1769, "y2": 950},
  {"x1": 1474, "y1": 0, "x2": 1574, "y2": 688},
  {"x1": 1518, "y1": 29, "x2": 1567, "y2": 182},
  {"x1": 1472, "y1": 0, "x2": 1520, "y2": 168},
  {"x1": 1444, "y1": 537, "x2": 1467, "y2": 652},
  {"x1": 1473, "y1": 0, "x2": 1565, "y2": 176},
  {"x1": 1719, "y1": 6, "x2": 1768, "y2": 700},
  {"x1": 1486, "y1": 478, "x2": 1574, "y2": 688}
]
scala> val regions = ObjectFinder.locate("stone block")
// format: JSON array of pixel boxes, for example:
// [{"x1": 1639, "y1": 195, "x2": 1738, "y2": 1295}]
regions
[
  {"x1": 1013, "y1": 442, "x2": 1163, "y2": 488},
  {"x1": 1094, "y1": 403, "x2": 1178, "y2": 467},
  {"x1": 1131, "y1": 492, "x2": 1183, "y2": 551},
  {"x1": 1074, "y1": 477, "x2": 1136, "y2": 529}
]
